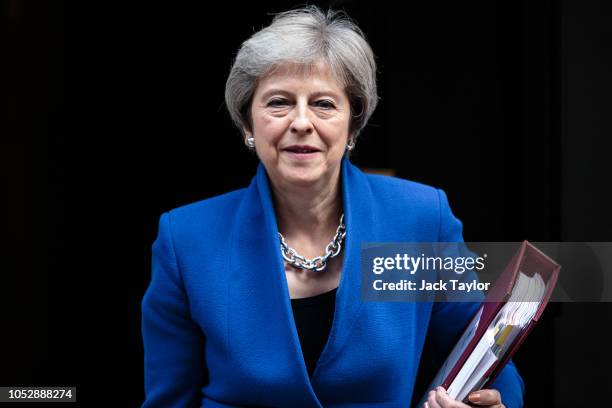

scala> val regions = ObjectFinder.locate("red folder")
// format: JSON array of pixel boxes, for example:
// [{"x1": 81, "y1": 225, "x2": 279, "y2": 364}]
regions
[{"x1": 434, "y1": 240, "x2": 561, "y2": 400}]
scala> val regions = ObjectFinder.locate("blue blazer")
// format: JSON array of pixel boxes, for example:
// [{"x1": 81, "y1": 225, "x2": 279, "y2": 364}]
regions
[{"x1": 142, "y1": 157, "x2": 524, "y2": 408}]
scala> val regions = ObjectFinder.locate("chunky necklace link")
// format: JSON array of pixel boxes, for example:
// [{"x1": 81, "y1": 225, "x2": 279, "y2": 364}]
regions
[{"x1": 279, "y1": 214, "x2": 346, "y2": 272}]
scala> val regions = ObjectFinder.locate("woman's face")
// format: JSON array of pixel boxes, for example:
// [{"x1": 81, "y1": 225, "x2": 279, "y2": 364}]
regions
[{"x1": 248, "y1": 62, "x2": 352, "y2": 190}]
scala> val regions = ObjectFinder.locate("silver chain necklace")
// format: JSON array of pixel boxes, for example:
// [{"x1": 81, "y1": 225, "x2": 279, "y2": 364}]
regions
[{"x1": 278, "y1": 214, "x2": 346, "y2": 272}]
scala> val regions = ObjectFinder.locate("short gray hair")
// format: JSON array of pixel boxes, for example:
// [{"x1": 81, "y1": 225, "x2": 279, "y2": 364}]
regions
[{"x1": 225, "y1": 5, "x2": 378, "y2": 140}]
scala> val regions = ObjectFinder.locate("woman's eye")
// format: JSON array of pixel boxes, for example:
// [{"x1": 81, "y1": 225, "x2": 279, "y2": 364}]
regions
[
  {"x1": 316, "y1": 100, "x2": 336, "y2": 109},
  {"x1": 267, "y1": 99, "x2": 288, "y2": 107}
]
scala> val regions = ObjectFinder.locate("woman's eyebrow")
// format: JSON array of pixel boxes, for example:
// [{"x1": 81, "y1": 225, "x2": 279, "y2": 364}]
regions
[
  {"x1": 260, "y1": 89, "x2": 292, "y2": 100},
  {"x1": 310, "y1": 91, "x2": 342, "y2": 100},
  {"x1": 259, "y1": 89, "x2": 342, "y2": 100}
]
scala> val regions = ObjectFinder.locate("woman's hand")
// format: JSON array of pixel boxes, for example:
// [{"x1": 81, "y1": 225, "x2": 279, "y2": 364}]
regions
[{"x1": 423, "y1": 386, "x2": 505, "y2": 408}]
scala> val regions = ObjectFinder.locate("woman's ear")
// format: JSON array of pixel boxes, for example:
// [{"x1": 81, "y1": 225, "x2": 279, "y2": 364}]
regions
[
  {"x1": 346, "y1": 136, "x2": 356, "y2": 152},
  {"x1": 242, "y1": 127, "x2": 256, "y2": 150}
]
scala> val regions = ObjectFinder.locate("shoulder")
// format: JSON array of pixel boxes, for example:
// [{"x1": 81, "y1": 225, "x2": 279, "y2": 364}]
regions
[
  {"x1": 363, "y1": 172, "x2": 449, "y2": 216},
  {"x1": 160, "y1": 187, "x2": 248, "y2": 240},
  {"x1": 169, "y1": 187, "x2": 246, "y2": 219},
  {"x1": 365, "y1": 172, "x2": 440, "y2": 202},
  {"x1": 361, "y1": 172, "x2": 461, "y2": 241}
]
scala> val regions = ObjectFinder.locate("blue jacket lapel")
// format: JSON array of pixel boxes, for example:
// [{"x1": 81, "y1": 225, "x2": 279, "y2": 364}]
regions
[
  {"x1": 226, "y1": 157, "x2": 379, "y2": 406},
  {"x1": 312, "y1": 158, "x2": 378, "y2": 375}
]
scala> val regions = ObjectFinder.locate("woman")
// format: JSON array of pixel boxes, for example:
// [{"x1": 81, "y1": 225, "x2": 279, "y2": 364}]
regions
[{"x1": 141, "y1": 6, "x2": 524, "y2": 408}]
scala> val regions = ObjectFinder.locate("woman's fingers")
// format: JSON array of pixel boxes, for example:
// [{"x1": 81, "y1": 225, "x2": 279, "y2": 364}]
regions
[
  {"x1": 468, "y1": 389, "x2": 503, "y2": 406},
  {"x1": 425, "y1": 387, "x2": 504, "y2": 408},
  {"x1": 430, "y1": 387, "x2": 471, "y2": 408},
  {"x1": 426, "y1": 389, "x2": 443, "y2": 408}
]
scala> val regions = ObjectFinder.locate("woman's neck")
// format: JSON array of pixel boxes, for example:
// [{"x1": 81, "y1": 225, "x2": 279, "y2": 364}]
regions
[{"x1": 271, "y1": 173, "x2": 343, "y2": 249}]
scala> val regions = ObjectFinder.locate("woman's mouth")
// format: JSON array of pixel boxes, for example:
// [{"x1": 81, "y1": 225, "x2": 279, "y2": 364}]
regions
[
  {"x1": 284, "y1": 145, "x2": 320, "y2": 153},
  {"x1": 283, "y1": 145, "x2": 321, "y2": 159}
]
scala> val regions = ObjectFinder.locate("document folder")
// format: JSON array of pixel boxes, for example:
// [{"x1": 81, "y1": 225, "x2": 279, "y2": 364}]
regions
[{"x1": 420, "y1": 240, "x2": 561, "y2": 403}]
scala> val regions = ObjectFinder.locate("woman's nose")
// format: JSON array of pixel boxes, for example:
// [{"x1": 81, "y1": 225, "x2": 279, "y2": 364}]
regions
[{"x1": 289, "y1": 102, "x2": 314, "y2": 135}]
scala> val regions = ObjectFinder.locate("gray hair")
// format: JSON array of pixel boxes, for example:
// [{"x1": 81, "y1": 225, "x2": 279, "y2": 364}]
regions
[{"x1": 225, "y1": 5, "x2": 378, "y2": 141}]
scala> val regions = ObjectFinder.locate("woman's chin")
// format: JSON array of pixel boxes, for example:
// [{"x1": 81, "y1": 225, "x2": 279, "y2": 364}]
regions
[
  {"x1": 281, "y1": 171, "x2": 321, "y2": 187},
  {"x1": 275, "y1": 165, "x2": 326, "y2": 188},
  {"x1": 268, "y1": 158, "x2": 339, "y2": 189}
]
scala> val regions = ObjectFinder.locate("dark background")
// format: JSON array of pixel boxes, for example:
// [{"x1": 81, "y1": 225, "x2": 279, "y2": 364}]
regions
[{"x1": 3, "y1": 0, "x2": 611, "y2": 406}]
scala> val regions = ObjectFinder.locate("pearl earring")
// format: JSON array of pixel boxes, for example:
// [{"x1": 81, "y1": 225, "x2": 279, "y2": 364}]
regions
[{"x1": 245, "y1": 134, "x2": 255, "y2": 149}]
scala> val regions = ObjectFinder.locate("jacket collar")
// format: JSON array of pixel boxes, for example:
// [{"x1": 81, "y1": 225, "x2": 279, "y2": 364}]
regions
[{"x1": 228, "y1": 156, "x2": 377, "y2": 406}]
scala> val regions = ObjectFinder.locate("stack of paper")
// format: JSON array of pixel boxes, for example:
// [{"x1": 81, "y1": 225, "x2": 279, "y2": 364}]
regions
[{"x1": 426, "y1": 271, "x2": 547, "y2": 402}]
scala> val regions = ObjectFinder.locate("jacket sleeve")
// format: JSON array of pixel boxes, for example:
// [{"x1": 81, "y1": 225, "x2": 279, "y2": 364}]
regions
[
  {"x1": 142, "y1": 212, "x2": 206, "y2": 408},
  {"x1": 426, "y1": 189, "x2": 525, "y2": 408}
]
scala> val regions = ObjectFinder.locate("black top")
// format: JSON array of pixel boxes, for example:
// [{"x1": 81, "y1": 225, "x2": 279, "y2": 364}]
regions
[{"x1": 290, "y1": 287, "x2": 338, "y2": 378}]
